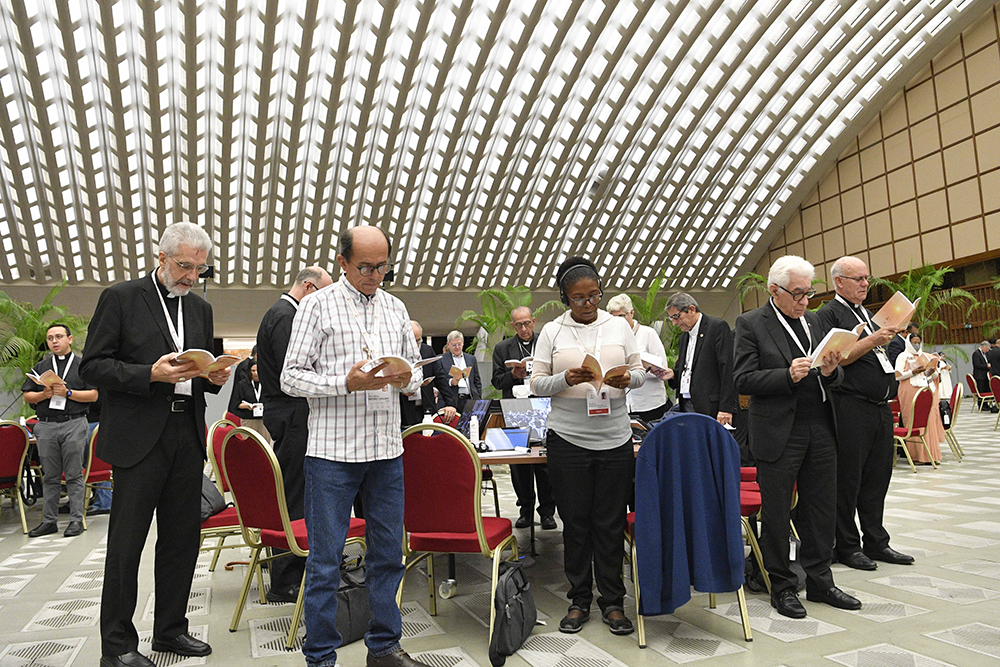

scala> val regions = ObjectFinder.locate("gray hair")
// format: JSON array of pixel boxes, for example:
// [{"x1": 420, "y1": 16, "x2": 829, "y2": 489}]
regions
[
  {"x1": 158, "y1": 222, "x2": 212, "y2": 256},
  {"x1": 606, "y1": 294, "x2": 633, "y2": 314},
  {"x1": 411, "y1": 320, "x2": 423, "y2": 338},
  {"x1": 829, "y1": 256, "x2": 864, "y2": 281},
  {"x1": 981, "y1": 341, "x2": 991, "y2": 348},
  {"x1": 295, "y1": 266, "x2": 325, "y2": 286},
  {"x1": 665, "y1": 292, "x2": 700, "y2": 312},
  {"x1": 446, "y1": 330, "x2": 464, "y2": 343},
  {"x1": 768, "y1": 255, "x2": 815, "y2": 288}
]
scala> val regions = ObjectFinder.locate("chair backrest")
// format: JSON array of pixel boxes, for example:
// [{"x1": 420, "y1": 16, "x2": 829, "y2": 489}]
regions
[
  {"x1": 949, "y1": 383, "x2": 960, "y2": 413},
  {"x1": 224, "y1": 411, "x2": 242, "y2": 426},
  {"x1": 966, "y1": 374, "x2": 984, "y2": 398},
  {"x1": 83, "y1": 424, "x2": 112, "y2": 480},
  {"x1": 905, "y1": 387, "x2": 934, "y2": 432},
  {"x1": 401, "y1": 423, "x2": 489, "y2": 553},
  {"x1": 432, "y1": 413, "x2": 460, "y2": 428},
  {"x1": 207, "y1": 419, "x2": 236, "y2": 493},
  {"x1": 0, "y1": 421, "x2": 30, "y2": 491},
  {"x1": 991, "y1": 377, "x2": 1000, "y2": 409},
  {"x1": 220, "y1": 426, "x2": 298, "y2": 551}
]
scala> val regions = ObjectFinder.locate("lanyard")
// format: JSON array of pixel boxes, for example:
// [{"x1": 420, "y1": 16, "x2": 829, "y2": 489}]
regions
[
  {"x1": 770, "y1": 299, "x2": 825, "y2": 401},
  {"x1": 280, "y1": 294, "x2": 299, "y2": 310},
  {"x1": 252, "y1": 381, "x2": 261, "y2": 402},
  {"x1": 341, "y1": 283, "x2": 381, "y2": 359},
  {"x1": 834, "y1": 294, "x2": 875, "y2": 336},
  {"x1": 516, "y1": 336, "x2": 535, "y2": 359},
  {"x1": 53, "y1": 353, "x2": 74, "y2": 378},
  {"x1": 569, "y1": 322, "x2": 603, "y2": 359},
  {"x1": 152, "y1": 272, "x2": 184, "y2": 352}
]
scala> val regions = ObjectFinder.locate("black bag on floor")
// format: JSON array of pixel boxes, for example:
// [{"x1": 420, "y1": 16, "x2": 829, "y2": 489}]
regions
[
  {"x1": 336, "y1": 557, "x2": 370, "y2": 645},
  {"x1": 200, "y1": 474, "x2": 227, "y2": 521},
  {"x1": 489, "y1": 561, "x2": 536, "y2": 667}
]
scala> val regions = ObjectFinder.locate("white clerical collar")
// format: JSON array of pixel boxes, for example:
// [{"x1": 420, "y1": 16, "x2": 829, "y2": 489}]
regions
[{"x1": 57, "y1": 354, "x2": 67, "y2": 360}]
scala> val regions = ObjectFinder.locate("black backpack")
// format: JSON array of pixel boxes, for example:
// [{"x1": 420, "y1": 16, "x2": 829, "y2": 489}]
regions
[
  {"x1": 200, "y1": 474, "x2": 228, "y2": 521},
  {"x1": 489, "y1": 561, "x2": 536, "y2": 667}
]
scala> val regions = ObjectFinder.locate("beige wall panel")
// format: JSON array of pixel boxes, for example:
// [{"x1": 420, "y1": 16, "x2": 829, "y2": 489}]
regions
[
  {"x1": 910, "y1": 117, "x2": 942, "y2": 159},
  {"x1": 892, "y1": 201, "x2": 920, "y2": 238},
  {"x1": 860, "y1": 144, "x2": 886, "y2": 181},
  {"x1": 922, "y1": 227, "x2": 954, "y2": 265},
  {"x1": 933, "y1": 39, "x2": 965, "y2": 71},
  {"x1": 888, "y1": 166, "x2": 917, "y2": 204},
  {"x1": 863, "y1": 177, "x2": 890, "y2": 213},
  {"x1": 966, "y1": 44, "x2": 1000, "y2": 94},
  {"x1": 918, "y1": 190, "x2": 950, "y2": 230},
  {"x1": 841, "y1": 186, "x2": 866, "y2": 223},
  {"x1": 787, "y1": 240, "x2": 805, "y2": 258},
  {"x1": 962, "y1": 11, "x2": 999, "y2": 54},
  {"x1": 985, "y1": 211, "x2": 1000, "y2": 247},
  {"x1": 948, "y1": 179, "x2": 984, "y2": 220},
  {"x1": 869, "y1": 208, "x2": 895, "y2": 247},
  {"x1": 914, "y1": 154, "x2": 946, "y2": 194},
  {"x1": 881, "y1": 92, "x2": 909, "y2": 136},
  {"x1": 895, "y1": 237, "x2": 924, "y2": 268},
  {"x1": 952, "y1": 218, "x2": 987, "y2": 257},
  {"x1": 981, "y1": 168, "x2": 1000, "y2": 212},
  {"x1": 939, "y1": 101, "x2": 974, "y2": 146},
  {"x1": 786, "y1": 210, "x2": 805, "y2": 242},
  {"x1": 820, "y1": 197, "x2": 843, "y2": 228},
  {"x1": 935, "y1": 63, "x2": 969, "y2": 108},
  {"x1": 844, "y1": 220, "x2": 868, "y2": 254},
  {"x1": 976, "y1": 126, "x2": 1000, "y2": 171},
  {"x1": 884, "y1": 130, "x2": 913, "y2": 171},
  {"x1": 970, "y1": 84, "x2": 1000, "y2": 131},
  {"x1": 802, "y1": 205, "x2": 822, "y2": 237},
  {"x1": 869, "y1": 244, "x2": 896, "y2": 277},
  {"x1": 906, "y1": 79, "x2": 937, "y2": 122},
  {"x1": 839, "y1": 138, "x2": 860, "y2": 160},
  {"x1": 823, "y1": 228, "x2": 845, "y2": 259},
  {"x1": 839, "y1": 154, "x2": 863, "y2": 190},
  {"x1": 819, "y1": 169, "x2": 840, "y2": 200},
  {"x1": 943, "y1": 139, "x2": 978, "y2": 183},
  {"x1": 911, "y1": 63, "x2": 933, "y2": 87},
  {"x1": 859, "y1": 117, "x2": 882, "y2": 149},
  {"x1": 804, "y1": 187, "x2": 820, "y2": 207},
  {"x1": 815, "y1": 262, "x2": 829, "y2": 288},
  {"x1": 803, "y1": 235, "x2": 824, "y2": 265}
]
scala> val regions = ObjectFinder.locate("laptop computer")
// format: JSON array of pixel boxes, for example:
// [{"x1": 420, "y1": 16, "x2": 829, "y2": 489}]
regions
[
  {"x1": 499, "y1": 397, "x2": 551, "y2": 442},
  {"x1": 482, "y1": 427, "x2": 531, "y2": 453},
  {"x1": 454, "y1": 399, "x2": 491, "y2": 438}
]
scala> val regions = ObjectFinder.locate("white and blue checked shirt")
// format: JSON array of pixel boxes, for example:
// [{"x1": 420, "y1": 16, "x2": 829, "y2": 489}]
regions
[{"x1": 281, "y1": 276, "x2": 421, "y2": 462}]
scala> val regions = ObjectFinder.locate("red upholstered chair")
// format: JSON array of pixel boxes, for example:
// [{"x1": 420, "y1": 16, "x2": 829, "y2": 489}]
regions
[
  {"x1": 893, "y1": 387, "x2": 936, "y2": 473},
  {"x1": 432, "y1": 413, "x2": 499, "y2": 517},
  {"x1": 966, "y1": 374, "x2": 993, "y2": 413},
  {"x1": 224, "y1": 411, "x2": 242, "y2": 426},
  {"x1": 0, "y1": 420, "x2": 31, "y2": 533},
  {"x1": 222, "y1": 426, "x2": 366, "y2": 650},
  {"x1": 945, "y1": 384, "x2": 964, "y2": 459},
  {"x1": 199, "y1": 419, "x2": 244, "y2": 571},
  {"x1": 991, "y1": 377, "x2": 1000, "y2": 432},
  {"x1": 81, "y1": 425, "x2": 112, "y2": 530},
  {"x1": 397, "y1": 423, "x2": 518, "y2": 641}
]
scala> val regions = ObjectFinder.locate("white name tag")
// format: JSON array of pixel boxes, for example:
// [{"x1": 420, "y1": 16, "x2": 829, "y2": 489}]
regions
[
  {"x1": 524, "y1": 360, "x2": 533, "y2": 375},
  {"x1": 49, "y1": 395, "x2": 67, "y2": 411},
  {"x1": 366, "y1": 386, "x2": 392, "y2": 411},
  {"x1": 176, "y1": 379, "x2": 193, "y2": 396},
  {"x1": 875, "y1": 350, "x2": 894, "y2": 374},
  {"x1": 587, "y1": 389, "x2": 611, "y2": 416},
  {"x1": 253, "y1": 404, "x2": 263, "y2": 417}
]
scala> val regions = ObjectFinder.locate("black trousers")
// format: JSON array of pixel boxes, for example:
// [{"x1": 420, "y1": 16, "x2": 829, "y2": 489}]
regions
[
  {"x1": 756, "y1": 420, "x2": 837, "y2": 598},
  {"x1": 631, "y1": 403, "x2": 668, "y2": 423},
  {"x1": 101, "y1": 410, "x2": 202, "y2": 656},
  {"x1": 831, "y1": 395, "x2": 893, "y2": 556},
  {"x1": 263, "y1": 397, "x2": 309, "y2": 591},
  {"x1": 510, "y1": 463, "x2": 555, "y2": 520},
  {"x1": 546, "y1": 431, "x2": 632, "y2": 614}
]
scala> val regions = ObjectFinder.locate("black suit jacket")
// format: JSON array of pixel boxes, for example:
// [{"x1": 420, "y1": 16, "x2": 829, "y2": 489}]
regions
[
  {"x1": 669, "y1": 313, "x2": 738, "y2": 416},
  {"x1": 81, "y1": 274, "x2": 220, "y2": 468},
  {"x1": 973, "y1": 348, "x2": 991, "y2": 391},
  {"x1": 886, "y1": 335, "x2": 906, "y2": 366},
  {"x1": 733, "y1": 304, "x2": 843, "y2": 463},
  {"x1": 435, "y1": 352, "x2": 482, "y2": 408},
  {"x1": 400, "y1": 342, "x2": 439, "y2": 427},
  {"x1": 492, "y1": 335, "x2": 535, "y2": 399},
  {"x1": 988, "y1": 347, "x2": 1000, "y2": 380}
]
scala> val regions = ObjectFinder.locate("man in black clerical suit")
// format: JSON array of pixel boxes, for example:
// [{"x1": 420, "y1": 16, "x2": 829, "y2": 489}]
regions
[
  {"x1": 82, "y1": 223, "x2": 231, "y2": 667},
  {"x1": 255, "y1": 265, "x2": 332, "y2": 602},
  {"x1": 886, "y1": 323, "x2": 918, "y2": 366},
  {"x1": 817, "y1": 256, "x2": 913, "y2": 573},
  {"x1": 971, "y1": 341, "x2": 998, "y2": 411},
  {"x1": 988, "y1": 339, "x2": 1000, "y2": 379},
  {"x1": 435, "y1": 330, "x2": 482, "y2": 421},
  {"x1": 491, "y1": 306, "x2": 556, "y2": 530},
  {"x1": 665, "y1": 292, "x2": 737, "y2": 426},
  {"x1": 226, "y1": 344, "x2": 255, "y2": 417},
  {"x1": 399, "y1": 320, "x2": 439, "y2": 428},
  {"x1": 734, "y1": 255, "x2": 860, "y2": 619}
]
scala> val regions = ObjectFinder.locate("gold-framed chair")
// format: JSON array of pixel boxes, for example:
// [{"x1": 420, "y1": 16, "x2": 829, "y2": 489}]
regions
[
  {"x1": 893, "y1": 387, "x2": 936, "y2": 472},
  {"x1": 198, "y1": 419, "x2": 245, "y2": 571},
  {"x1": 80, "y1": 424, "x2": 113, "y2": 530},
  {"x1": 0, "y1": 420, "x2": 31, "y2": 533}
]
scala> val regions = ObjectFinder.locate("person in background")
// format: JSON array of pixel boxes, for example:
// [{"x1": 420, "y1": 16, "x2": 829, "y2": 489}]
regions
[
  {"x1": 887, "y1": 323, "x2": 919, "y2": 366},
  {"x1": 607, "y1": 294, "x2": 671, "y2": 423},
  {"x1": 234, "y1": 358, "x2": 270, "y2": 442},
  {"x1": 227, "y1": 344, "x2": 256, "y2": 418},
  {"x1": 399, "y1": 320, "x2": 439, "y2": 429},
  {"x1": 894, "y1": 333, "x2": 944, "y2": 465},
  {"x1": 971, "y1": 341, "x2": 997, "y2": 412},
  {"x1": 435, "y1": 330, "x2": 482, "y2": 422},
  {"x1": 530, "y1": 257, "x2": 645, "y2": 636}
]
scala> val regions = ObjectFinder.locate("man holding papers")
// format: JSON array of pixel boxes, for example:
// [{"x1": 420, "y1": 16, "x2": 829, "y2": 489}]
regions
[
  {"x1": 817, "y1": 256, "x2": 914, "y2": 571},
  {"x1": 281, "y1": 226, "x2": 431, "y2": 667},
  {"x1": 436, "y1": 330, "x2": 482, "y2": 421}
]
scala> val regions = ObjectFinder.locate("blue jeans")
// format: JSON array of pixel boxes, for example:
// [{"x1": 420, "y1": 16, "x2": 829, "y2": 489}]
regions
[{"x1": 303, "y1": 455, "x2": 406, "y2": 667}]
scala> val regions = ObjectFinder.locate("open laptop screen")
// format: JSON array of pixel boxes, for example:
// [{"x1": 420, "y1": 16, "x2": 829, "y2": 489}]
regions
[
  {"x1": 484, "y1": 427, "x2": 531, "y2": 451},
  {"x1": 499, "y1": 397, "x2": 551, "y2": 441}
]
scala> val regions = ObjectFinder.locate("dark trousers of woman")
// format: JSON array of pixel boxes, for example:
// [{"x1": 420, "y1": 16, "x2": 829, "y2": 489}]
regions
[{"x1": 546, "y1": 431, "x2": 633, "y2": 615}]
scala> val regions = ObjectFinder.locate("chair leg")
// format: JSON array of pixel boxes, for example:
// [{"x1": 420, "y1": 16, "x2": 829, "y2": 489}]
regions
[
  {"x1": 427, "y1": 553, "x2": 436, "y2": 616},
  {"x1": 286, "y1": 568, "x2": 308, "y2": 650},
  {"x1": 17, "y1": 490, "x2": 28, "y2": 534},
  {"x1": 896, "y1": 437, "x2": 916, "y2": 473},
  {"x1": 210, "y1": 536, "x2": 225, "y2": 571},
  {"x1": 629, "y1": 532, "x2": 645, "y2": 649},
  {"x1": 709, "y1": 592, "x2": 715, "y2": 608},
  {"x1": 741, "y1": 516, "x2": 770, "y2": 594},
  {"x1": 81, "y1": 486, "x2": 90, "y2": 531},
  {"x1": 945, "y1": 432, "x2": 962, "y2": 462},
  {"x1": 491, "y1": 480, "x2": 500, "y2": 518},
  {"x1": 919, "y1": 436, "x2": 937, "y2": 469},
  {"x1": 231, "y1": 546, "x2": 263, "y2": 632},
  {"x1": 736, "y1": 584, "x2": 753, "y2": 641},
  {"x1": 995, "y1": 408, "x2": 1000, "y2": 431}
]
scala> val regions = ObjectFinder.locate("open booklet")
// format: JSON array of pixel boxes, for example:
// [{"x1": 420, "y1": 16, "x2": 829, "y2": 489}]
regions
[
  {"x1": 504, "y1": 356, "x2": 533, "y2": 369},
  {"x1": 171, "y1": 349, "x2": 242, "y2": 377},
  {"x1": 25, "y1": 369, "x2": 64, "y2": 387},
  {"x1": 580, "y1": 353, "x2": 628, "y2": 393},
  {"x1": 871, "y1": 292, "x2": 920, "y2": 330},
  {"x1": 809, "y1": 323, "x2": 866, "y2": 368},
  {"x1": 640, "y1": 352, "x2": 667, "y2": 374},
  {"x1": 365, "y1": 355, "x2": 442, "y2": 388},
  {"x1": 449, "y1": 365, "x2": 473, "y2": 381}
]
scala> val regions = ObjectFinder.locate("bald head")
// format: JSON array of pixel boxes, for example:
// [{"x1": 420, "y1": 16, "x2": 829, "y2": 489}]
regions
[
  {"x1": 289, "y1": 265, "x2": 332, "y2": 300},
  {"x1": 510, "y1": 306, "x2": 536, "y2": 342},
  {"x1": 337, "y1": 226, "x2": 391, "y2": 295},
  {"x1": 830, "y1": 255, "x2": 871, "y2": 305},
  {"x1": 411, "y1": 320, "x2": 423, "y2": 344}
]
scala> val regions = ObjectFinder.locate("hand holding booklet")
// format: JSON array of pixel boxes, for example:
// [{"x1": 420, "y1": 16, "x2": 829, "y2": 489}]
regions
[
  {"x1": 871, "y1": 292, "x2": 920, "y2": 330},
  {"x1": 504, "y1": 356, "x2": 533, "y2": 369},
  {"x1": 809, "y1": 323, "x2": 865, "y2": 368},
  {"x1": 580, "y1": 353, "x2": 628, "y2": 393},
  {"x1": 25, "y1": 369, "x2": 64, "y2": 387},
  {"x1": 364, "y1": 355, "x2": 441, "y2": 388},
  {"x1": 170, "y1": 349, "x2": 241, "y2": 377}
]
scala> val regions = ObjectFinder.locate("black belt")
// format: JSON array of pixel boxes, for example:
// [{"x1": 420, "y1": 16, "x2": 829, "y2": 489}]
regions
[
  {"x1": 37, "y1": 413, "x2": 86, "y2": 423},
  {"x1": 843, "y1": 393, "x2": 890, "y2": 406},
  {"x1": 170, "y1": 398, "x2": 194, "y2": 412}
]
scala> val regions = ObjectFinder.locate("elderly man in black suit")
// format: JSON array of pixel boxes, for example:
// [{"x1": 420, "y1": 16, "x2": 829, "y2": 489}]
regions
[
  {"x1": 82, "y1": 222, "x2": 231, "y2": 667},
  {"x1": 734, "y1": 255, "x2": 861, "y2": 619},
  {"x1": 972, "y1": 341, "x2": 998, "y2": 412},
  {"x1": 436, "y1": 330, "x2": 482, "y2": 422},
  {"x1": 399, "y1": 320, "x2": 440, "y2": 428},
  {"x1": 989, "y1": 339, "x2": 1000, "y2": 379},
  {"x1": 666, "y1": 292, "x2": 738, "y2": 426}
]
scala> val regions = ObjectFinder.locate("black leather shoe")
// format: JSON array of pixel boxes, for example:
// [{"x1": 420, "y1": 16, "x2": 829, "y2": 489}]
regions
[
  {"x1": 864, "y1": 546, "x2": 915, "y2": 565},
  {"x1": 602, "y1": 609, "x2": 634, "y2": 635},
  {"x1": 265, "y1": 585, "x2": 300, "y2": 604},
  {"x1": 806, "y1": 586, "x2": 862, "y2": 610},
  {"x1": 540, "y1": 515, "x2": 557, "y2": 530},
  {"x1": 64, "y1": 521, "x2": 84, "y2": 537},
  {"x1": 100, "y1": 651, "x2": 155, "y2": 667},
  {"x1": 151, "y1": 633, "x2": 212, "y2": 657},
  {"x1": 88, "y1": 507, "x2": 111, "y2": 516},
  {"x1": 28, "y1": 522, "x2": 58, "y2": 538},
  {"x1": 839, "y1": 551, "x2": 877, "y2": 571},
  {"x1": 559, "y1": 607, "x2": 590, "y2": 633},
  {"x1": 771, "y1": 590, "x2": 806, "y2": 618},
  {"x1": 514, "y1": 516, "x2": 531, "y2": 529},
  {"x1": 366, "y1": 648, "x2": 433, "y2": 667}
]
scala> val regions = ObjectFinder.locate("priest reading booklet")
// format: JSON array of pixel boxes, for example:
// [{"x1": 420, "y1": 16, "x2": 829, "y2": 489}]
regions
[{"x1": 170, "y1": 349, "x2": 241, "y2": 377}]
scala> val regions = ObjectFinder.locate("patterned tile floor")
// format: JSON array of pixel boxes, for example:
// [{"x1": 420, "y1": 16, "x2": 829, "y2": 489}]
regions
[{"x1": 0, "y1": 408, "x2": 998, "y2": 666}]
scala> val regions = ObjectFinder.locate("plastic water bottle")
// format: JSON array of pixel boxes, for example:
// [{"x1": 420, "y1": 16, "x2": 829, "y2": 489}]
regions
[{"x1": 470, "y1": 414, "x2": 480, "y2": 445}]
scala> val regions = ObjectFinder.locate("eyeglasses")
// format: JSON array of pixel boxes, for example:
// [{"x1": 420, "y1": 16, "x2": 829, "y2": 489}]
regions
[
  {"x1": 667, "y1": 308, "x2": 691, "y2": 322},
  {"x1": 512, "y1": 320, "x2": 533, "y2": 330},
  {"x1": 171, "y1": 257, "x2": 210, "y2": 274},
  {"x1": 775, "y1": 284, "x2": 816, "y2": 301},
  {"x1": 839, "y1": 274, "x2": 872, "y2": 283},
  {"x1": 568, "y1": 292, "x2": 602, "y2": 307},
  {"x1": 351, "y1": 262, "x2": 392, "y2": 277}
]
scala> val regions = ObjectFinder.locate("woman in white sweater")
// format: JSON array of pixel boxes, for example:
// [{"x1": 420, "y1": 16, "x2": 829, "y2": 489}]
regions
[{"x1": 530, "y1": 257, "x2": 645, "y2": 636}]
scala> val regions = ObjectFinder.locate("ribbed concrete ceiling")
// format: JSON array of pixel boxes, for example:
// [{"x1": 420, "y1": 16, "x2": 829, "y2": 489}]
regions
[{"x1": 0, "y1": 0, "x2": 990, "y2": 293}]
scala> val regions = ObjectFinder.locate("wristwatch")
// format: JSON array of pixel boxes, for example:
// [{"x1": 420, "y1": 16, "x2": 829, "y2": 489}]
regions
[{"x1": 66, "y1": 389, "x2": 73, "y2": 398}]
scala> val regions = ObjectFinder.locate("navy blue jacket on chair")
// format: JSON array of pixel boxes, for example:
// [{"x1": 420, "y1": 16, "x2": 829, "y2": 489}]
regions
[{"x1": 634, "y1": 412, "x2": 744, "y2": 615}]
